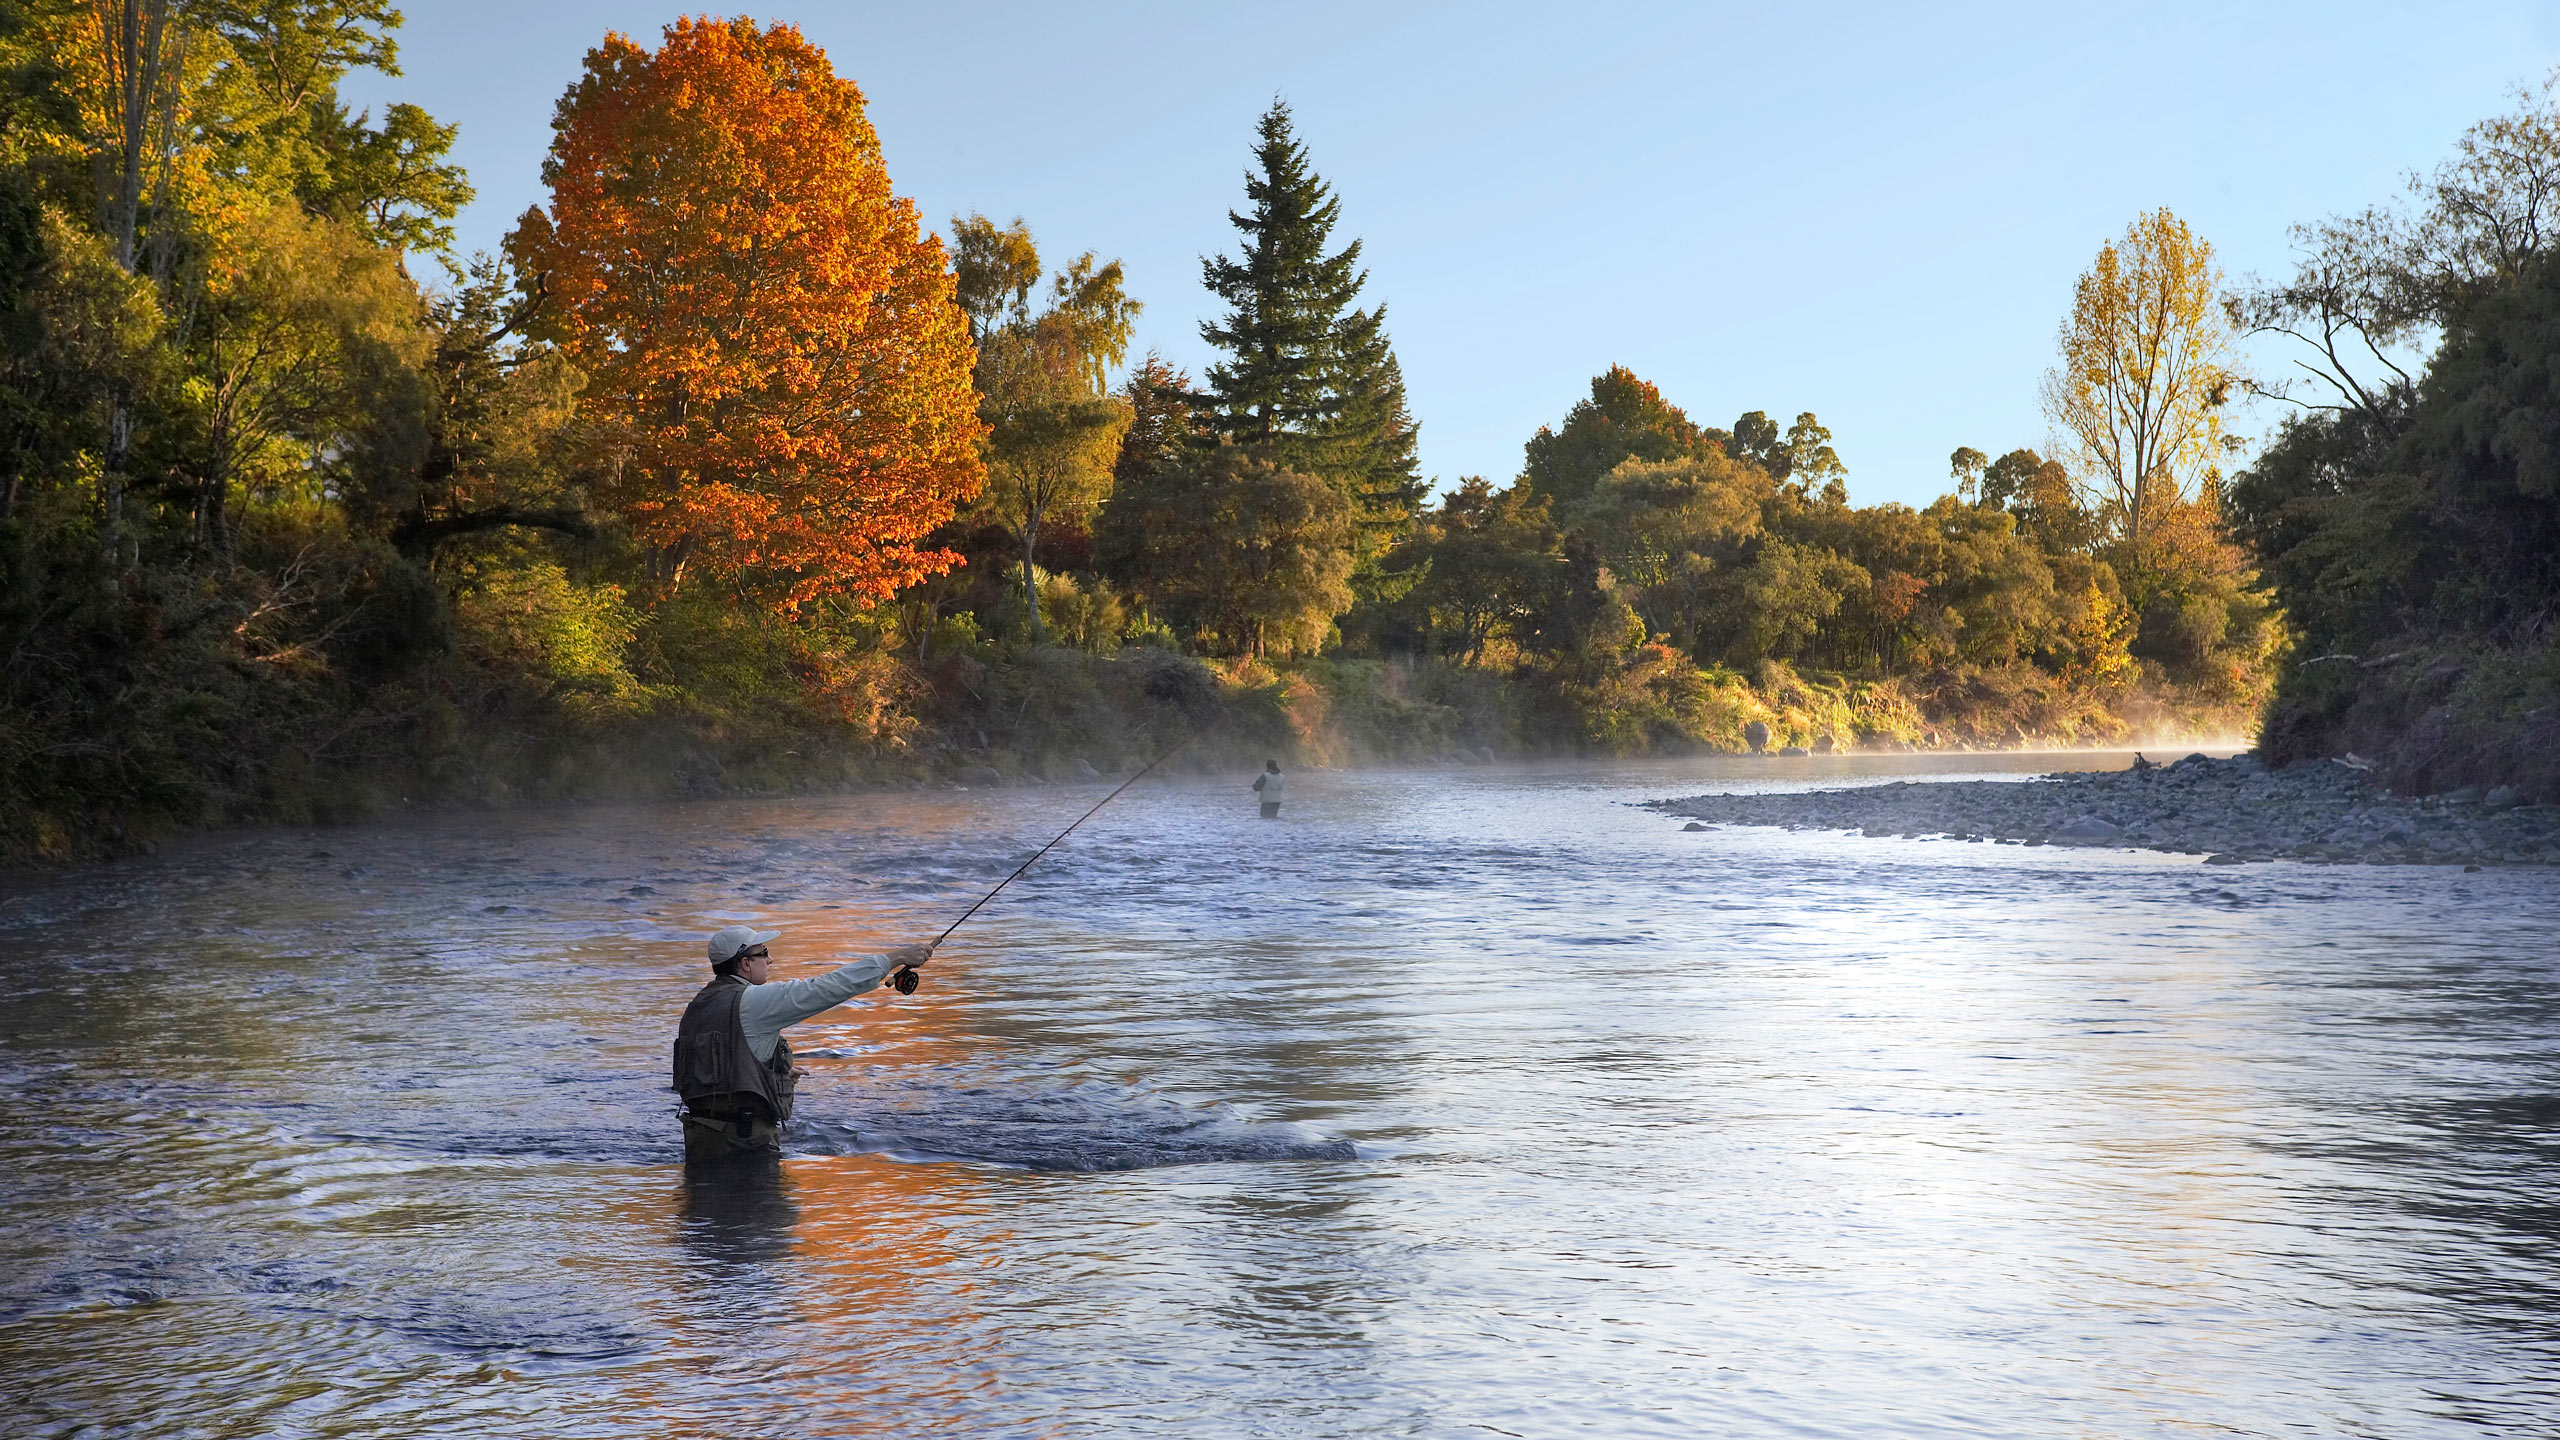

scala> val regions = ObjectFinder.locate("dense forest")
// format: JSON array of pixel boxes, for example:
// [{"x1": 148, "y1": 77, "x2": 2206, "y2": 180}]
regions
[
  {"x1": 2229, "y1": 81, "x2": 2560, "y2": 802},
  {"x1": 1, "y1": 6, "x2": 2551, "y2": 864}
]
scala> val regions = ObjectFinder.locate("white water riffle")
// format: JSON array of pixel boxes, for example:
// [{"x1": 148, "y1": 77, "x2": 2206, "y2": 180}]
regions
[{"x1": 3, "y1": 754, "x2": 2557, "y2": 1437}]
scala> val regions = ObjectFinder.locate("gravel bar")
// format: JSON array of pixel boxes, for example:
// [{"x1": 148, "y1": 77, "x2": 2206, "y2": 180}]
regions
[{"x1": 1650, "y1": 752, "x2": 2560, "y2": 867}]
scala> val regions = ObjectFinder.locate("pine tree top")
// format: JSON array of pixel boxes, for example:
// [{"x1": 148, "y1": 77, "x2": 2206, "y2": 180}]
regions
[{"x1": 1199, "y1": 100, "x2": 1369, "y2": 444}]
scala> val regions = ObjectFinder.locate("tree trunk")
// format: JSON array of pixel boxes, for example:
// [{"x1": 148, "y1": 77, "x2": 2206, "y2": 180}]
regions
[
  {"x1": 196, "y1": 459, "x2": 229, "y2": 559},
  {"x1": 1021, "y1": 516, "x2": 1045, "y2": 641},
  {"x1": 100, "y1": 393, "x2": 131, "y2": 585},
  {"x1": 2129, "y1": 469, "x2": 2145, "y2": 568},
  {"x1": 99, "y1": 2, "x2": 168, "y2": 270},
  {"x1": 390, "y1": 505, "x2": 595, "y2": 557}
]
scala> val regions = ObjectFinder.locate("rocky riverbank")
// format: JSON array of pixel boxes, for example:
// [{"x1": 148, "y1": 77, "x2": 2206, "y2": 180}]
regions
[{"x1": 1652, "y1": 752, "x2": 2560, "y2": 866}]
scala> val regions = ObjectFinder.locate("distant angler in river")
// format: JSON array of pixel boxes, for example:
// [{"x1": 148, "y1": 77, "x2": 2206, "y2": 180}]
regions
[{"x1": 1254, "y1": 761, "x2": 1286, "y2": 820}]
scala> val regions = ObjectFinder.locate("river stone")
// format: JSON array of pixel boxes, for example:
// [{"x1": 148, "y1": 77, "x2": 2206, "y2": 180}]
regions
[
  {"x1": 1074, "y1": 757, "x2": 1103, "y2": 780},
  {"x1": 1683, "y1": 822, "x2": 1708, "y2": 832},
  {"x1": 2484, "y1": 785, "x2": 2524, "y2": 812},
  {"x1": 2441, "y1": 786, "x2": 2484, "y2": 805},
  {"x1": 1779, "y1": 745, "x2": 1810, "y2": 757},
  {"x1": 1744, "y1": 720, "x2": 1770, "y2": 753},
  {"x1": 956, "y1": 764, "x2": 1004, "y2": 788},
  {"x1": 1812, "y1": 734, "x2": 1835, "y2": 754},
  {"x1": 2052, "y1": 814, "x2": 2124, "y2": 844},
  {"x1": 2204, "y1": 852, "x2": 2247, "y2": 865}
]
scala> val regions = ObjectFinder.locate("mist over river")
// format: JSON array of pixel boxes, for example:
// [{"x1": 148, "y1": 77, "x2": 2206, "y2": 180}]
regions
[{"x1": 4, "y1": 753, "x2": 2558, "y2": 1437}]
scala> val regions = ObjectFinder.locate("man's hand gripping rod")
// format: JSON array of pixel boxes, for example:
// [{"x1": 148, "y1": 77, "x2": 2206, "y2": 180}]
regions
[{"x1": 888, "y1": 722, "x2": 1219, "y2": 995}]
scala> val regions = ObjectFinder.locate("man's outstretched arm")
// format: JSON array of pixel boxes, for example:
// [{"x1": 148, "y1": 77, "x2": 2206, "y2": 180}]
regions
[{"x1": 738, "y1": 944, "x2": 932, "y2": 1048}]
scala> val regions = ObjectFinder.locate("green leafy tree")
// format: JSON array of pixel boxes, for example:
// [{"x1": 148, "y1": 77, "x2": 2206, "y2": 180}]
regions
[
  {"x1": 182, "y1": 200, "x2": 425, "y2": 553},
  {"x1": 1108, "y1": 351, "x2": 1202, "y2": 493},
  {"x1": 1780, "y1": 413, "x2": 1846, "y2": 502},
  {"x1": 2230, "y1": 78, "x2": 2560, "y2": 778},
  {"x1": 1, "y1": 203, "x2": 166, "y2": 532},
  {"x1": 949, "y1": 213, "x2": 1040, "y2": 347},
  {"x1": 1106, "y1": 445, "x2": 1352, "y2": 656},
  {"x1": 1948, "y1": 446, "x2": 1990, "y2": 500},
  {"x1": 957, "y1": 215, "x2": 1140, "y2": 639},
  {"x1": 342, "y1": 255, "x2": 592, "y2": 557},
  {"x1": 1567, "y1": 454, "x2": 1768, "y2": 653},
  {"x1": 1327, "y1": 304, "x2": 1423, "y2": 543},
  {"x1": 1976, "y1": 446, "x2": 2100, "y2": 552},
  {"x1": 2239, "y1": 74, "x2": 2560, "y2": 432},
  {"x1": 1520, "y1": 365, "x2": 1717, "y2": 508},
  {"x1": 2240, "y1": 248, "x2": 2560, "y2": 658},
  {"x1": 1726, "y1": 409, "x2": 1846, "y2": 502},
  {"x1": 1727, "y1": 410, "x2": 1780, "y2": 472},
  {"x1": 304, "y1": 99, "x2": 471, "y2": 254},
  {"x1": 1395, "y1": 477, "x2": 1560, "y2": 663},
  {"x1": 1094, "y1": 352, "x2": 1202, "y2": 622},
  {"x1": 195, "y1": 1, "x2": 467, "y2": 258},
  {"x1": 1712, "y1": 539, "x2": 1871, "y2": 668}
]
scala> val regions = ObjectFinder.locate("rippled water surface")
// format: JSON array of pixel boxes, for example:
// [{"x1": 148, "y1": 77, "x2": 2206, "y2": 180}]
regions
[{"x1": 5, "y1": 753, "x2": 2560, "y2": 1437}]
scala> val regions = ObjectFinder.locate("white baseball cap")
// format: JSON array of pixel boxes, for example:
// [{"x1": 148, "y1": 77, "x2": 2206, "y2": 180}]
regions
[{"x1": 708, "y1": 926, "x2": 781, "y2": 965}]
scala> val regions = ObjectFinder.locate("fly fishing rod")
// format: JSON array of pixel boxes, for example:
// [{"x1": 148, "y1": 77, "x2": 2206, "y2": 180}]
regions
[{"x1": 888, "y1": 717, "x2": 1223, "y2": 994}]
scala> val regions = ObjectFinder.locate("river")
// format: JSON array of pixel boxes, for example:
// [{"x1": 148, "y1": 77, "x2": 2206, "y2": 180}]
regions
[{"x1": 3, "y1": 752, "x2": 2557, "y2": 1437}]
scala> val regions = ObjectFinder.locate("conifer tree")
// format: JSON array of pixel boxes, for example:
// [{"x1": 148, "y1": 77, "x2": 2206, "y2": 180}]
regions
[{"x1": 1198, "y1": 101, "x2": 1420, "y2": 546}]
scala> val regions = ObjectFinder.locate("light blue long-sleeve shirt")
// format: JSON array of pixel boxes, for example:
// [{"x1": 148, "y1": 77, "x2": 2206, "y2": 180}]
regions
[{"x1": 737, "y1": 953, "x2": 899, "y2": 1062}]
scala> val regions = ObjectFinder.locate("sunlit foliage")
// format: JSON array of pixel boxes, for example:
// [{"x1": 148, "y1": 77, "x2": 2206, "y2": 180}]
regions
[
  {"x1": 510, "y1": 16, "x2": 983, "y2": 614},
  {"x1": 2040, "y1": 208, "x2": 2246, "y2": 564},
  {"x1": 955, "y1": 214, "x2": 1138, "y2": 640}
]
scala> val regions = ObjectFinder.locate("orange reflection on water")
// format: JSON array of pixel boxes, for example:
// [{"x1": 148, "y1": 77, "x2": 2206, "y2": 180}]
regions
[
  {"x1": 778, "y1": 1152, "x2": 1024, "y2": 1425},
  {"x1": 562, "y1": 890, "x2": 1052, "y2": 1431}
]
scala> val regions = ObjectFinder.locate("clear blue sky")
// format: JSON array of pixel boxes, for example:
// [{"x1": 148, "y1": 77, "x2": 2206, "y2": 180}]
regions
[{"x1": 344, "y1": 2, "x2": 2560, "y2": 508}]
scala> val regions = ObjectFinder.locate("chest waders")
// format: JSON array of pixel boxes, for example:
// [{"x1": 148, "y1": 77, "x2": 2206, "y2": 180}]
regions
[{"x1": 672, "y1": 976, "x2": 799, "y2": 1162}]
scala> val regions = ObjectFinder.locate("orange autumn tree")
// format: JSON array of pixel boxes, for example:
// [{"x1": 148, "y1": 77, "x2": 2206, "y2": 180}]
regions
[{"x1": 509, "y1": 16, "x2": 983, "y2": 613}]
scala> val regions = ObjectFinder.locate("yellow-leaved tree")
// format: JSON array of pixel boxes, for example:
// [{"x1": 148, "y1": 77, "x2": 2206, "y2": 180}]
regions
[
  {"x1": 952, "y1": 216, "x2": 1139, "y2": 641},
  {"x1": 2039, "y1": 208, "x2": 2245, "y2": 571}
]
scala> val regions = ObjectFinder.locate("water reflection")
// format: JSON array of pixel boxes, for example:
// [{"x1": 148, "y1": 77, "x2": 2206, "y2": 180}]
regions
[{"x1": 680, "y1": 1156, "x2": 800, "y2": 1271}]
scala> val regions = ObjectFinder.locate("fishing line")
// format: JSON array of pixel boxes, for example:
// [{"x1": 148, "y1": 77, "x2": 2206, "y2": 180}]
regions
[{"x1": 889, "y1": 715, "x2": 1225, "y2": 994}]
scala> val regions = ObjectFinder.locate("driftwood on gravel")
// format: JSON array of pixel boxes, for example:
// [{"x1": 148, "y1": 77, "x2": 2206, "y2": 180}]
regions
[{"x1": 1652, "y1": 752, "x2": 2560, "y2": 867}]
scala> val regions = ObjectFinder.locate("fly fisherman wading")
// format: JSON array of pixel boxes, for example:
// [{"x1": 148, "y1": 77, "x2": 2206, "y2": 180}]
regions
[
  {"x1": 669, "y1": 722, "x2": 1214, "y2": 1162},
  {"x1": 672, "y1": 926, "x2": 933, "y2": 1162},
  {"x1": 1253, "y1": 760, "x2": 1284, "y2": 820}
]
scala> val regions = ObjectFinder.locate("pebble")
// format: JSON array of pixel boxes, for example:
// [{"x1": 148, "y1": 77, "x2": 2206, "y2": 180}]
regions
[{"x1": 1651, "y1": 754, "x2": 2560, "y2": 867}]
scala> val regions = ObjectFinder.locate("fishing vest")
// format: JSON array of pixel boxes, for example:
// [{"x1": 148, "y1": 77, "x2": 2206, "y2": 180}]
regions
[
  {"x1": 1257, "y1": 772, "x2": 1284, "y2": 802},
  {"x1": 672, "y1": 975, "x2": 797, "y2": 1124}
]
